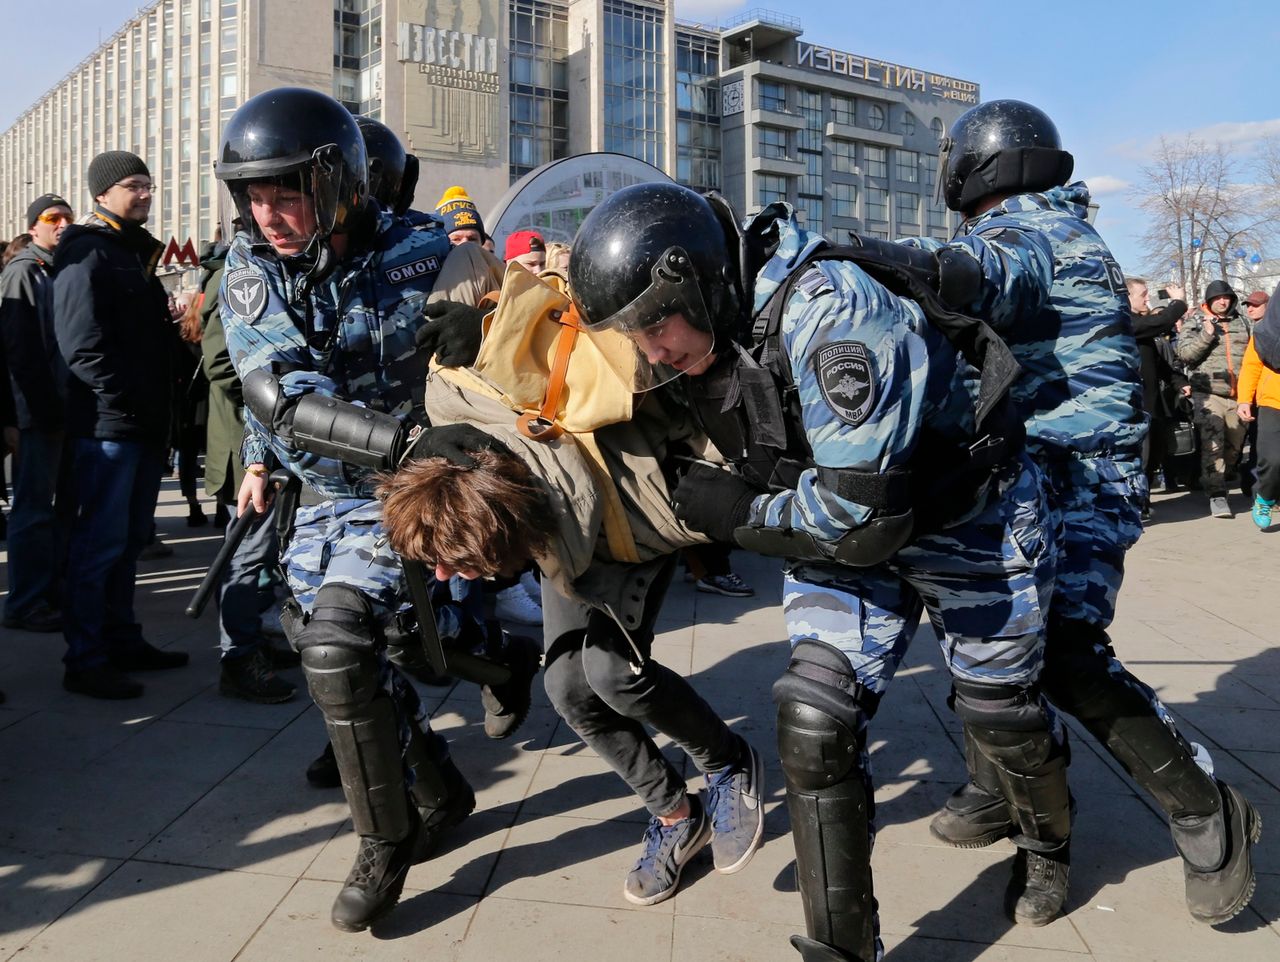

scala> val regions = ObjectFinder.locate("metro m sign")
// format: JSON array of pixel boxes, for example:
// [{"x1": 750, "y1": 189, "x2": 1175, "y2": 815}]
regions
[{"x1": 163, "y1": 237, "x2": 198, "y2": 267}]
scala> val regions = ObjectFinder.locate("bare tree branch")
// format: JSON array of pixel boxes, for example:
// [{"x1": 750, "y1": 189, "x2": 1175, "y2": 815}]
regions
[{"x1": 1130, "y1": 136, "x2": 1279, "y2": 299}]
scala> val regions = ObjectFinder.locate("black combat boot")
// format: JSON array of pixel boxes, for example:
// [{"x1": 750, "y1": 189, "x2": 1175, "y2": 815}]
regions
[
  {"x1": 305, "y1": 741, "x2": 341, "y2": 789},
  {"x1": 481, "y1": 630, "x2": 542, "y2": 739},
  {"x1": 930, "y1": 724, "x2": 1015, "y2": 848},
  {"x1": 330, "y1": 811, "x2": 423, "y2": 933},
  {"x1": 930, "y1": 780, "x2": 1013, "y2": 848},
  {"x1": 790, "y1": 935, "x2": 868, "y2": 961},
  {"x1": 1005, "y1": 842, "x2": 1070, "y2": 926},
  {"x1": 411, "y1": 755, "x2": 476, "y2": 864},
  {"x1": 1175, "y1": 781, "x2": 1262, "y2": 925}
]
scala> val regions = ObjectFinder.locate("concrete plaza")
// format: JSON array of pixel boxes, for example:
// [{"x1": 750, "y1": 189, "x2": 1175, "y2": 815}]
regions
[{"x1": 1, "y1": 478, "x2": 1276, "y2": 961}]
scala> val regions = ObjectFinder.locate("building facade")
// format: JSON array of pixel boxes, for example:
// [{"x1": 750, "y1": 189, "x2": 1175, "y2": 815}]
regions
[
  {"x1": 0, "y1": 1, "x2": 977, "y2": 271},
  {"x1": 718, "y1": 11, "x2": 976, "y2": 242}
]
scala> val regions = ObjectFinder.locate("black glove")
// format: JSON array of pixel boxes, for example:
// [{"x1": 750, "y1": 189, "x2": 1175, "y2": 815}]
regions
[
  {"x1": 415, "y1": 300, "x2": 486, "y2": 367},
  {"x1": 406, "y1": 423, "x2": 512, "y2": 468},
  {"x1": 671, "y1": 463, "x2": 761, "y2": 544},
  {"x1": 935, "y1": 246, "x2": 983, "y2": 311}
]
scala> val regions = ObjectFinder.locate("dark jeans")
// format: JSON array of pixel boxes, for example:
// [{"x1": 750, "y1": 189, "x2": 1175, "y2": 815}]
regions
[
  {"x1": 683, "y1": 542, "x2": 732, "y2": 579},
  {"x1": 541, "y1": 574, "x2": 737, "y2": 817},
  {"x1": 62, "y1": 438, "x2": 165, "y2": 671},
  {"x1": 5, "y1": 429, "x2": 64, "y2": 618},
  {"x1": 1243, "y1": 418, "x2": 1259, "y2": 494},
  {"x1": 218, "y1": 496, "x2": 279, "y2": 659},
  {"x1": 1256, "y1": 406, "x2": 1280, "y2": 503},
  {"x1": 1142, "y1": 413, "x2": 1172, "y2": 485},
  {"x1": 176, "y1": 423, "x2": 203, "y2": 502}
]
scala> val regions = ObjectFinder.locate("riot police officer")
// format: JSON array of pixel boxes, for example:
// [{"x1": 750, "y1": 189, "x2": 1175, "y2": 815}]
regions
[
  {"x1": 353, "y1": 115, "x2": 418, "y2": 217},
  {"x1": 215, "y1": 87, "x2": 535, "y2": 933},
  {"x1": 913, "y1": 99, "x2": 1259, "y2": 926},
  {"x1": 568, "y1": 183, "x2": 1072, "y2": 961}
]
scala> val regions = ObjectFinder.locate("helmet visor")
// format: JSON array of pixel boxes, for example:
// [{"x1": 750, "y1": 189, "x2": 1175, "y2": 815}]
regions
[
  {"x1": 217, "y1": 145, "x2": 346, "y2": 252},
  {"x1": 580, "y1": 246, "x2": 717, "y2": 390}
]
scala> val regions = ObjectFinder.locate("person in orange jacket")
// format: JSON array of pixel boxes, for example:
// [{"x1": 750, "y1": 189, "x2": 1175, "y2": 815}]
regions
[{"x1": 1236, "y1": 290, "x2": 1280, "y2": 529}]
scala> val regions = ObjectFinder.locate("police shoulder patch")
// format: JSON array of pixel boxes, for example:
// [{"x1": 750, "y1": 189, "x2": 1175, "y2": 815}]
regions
[
  {"x1": 384, "y1": 254, "x2": 441, "y2": 286},
  {"x1": 224, "y1": 266, "x2": 269, "y2": 323},
  {"x1": 815, "y1": 340, "x2": 877, "y2": 427}
]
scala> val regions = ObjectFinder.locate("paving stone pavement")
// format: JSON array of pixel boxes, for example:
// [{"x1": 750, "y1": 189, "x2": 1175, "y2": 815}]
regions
[{"x1": 0, "y1": 478, "x2": 1276, "y2": 961}]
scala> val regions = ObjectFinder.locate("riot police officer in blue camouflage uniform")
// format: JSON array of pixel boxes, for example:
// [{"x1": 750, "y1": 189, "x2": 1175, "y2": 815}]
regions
[
  {"x1": 568, "y1": 182, "x2": 1073, "y2": 962},
  {"x1": 214, "y1": 87, "x2": 535, "y2": 933},
  {"x1": 910, "y1": 99, "x2": 1259, "y2": 926},
  {"x1": 354, "y1": 115, "x2": 419, "y2": 219}
]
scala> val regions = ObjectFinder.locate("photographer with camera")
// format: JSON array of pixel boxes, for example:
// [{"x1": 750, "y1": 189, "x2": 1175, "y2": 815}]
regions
[{"x1": 1126, "y1": 278, "x2": 1188, "y2": 506}]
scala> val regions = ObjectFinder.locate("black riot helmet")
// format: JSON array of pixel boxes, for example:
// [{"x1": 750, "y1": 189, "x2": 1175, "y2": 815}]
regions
[
  {"x1": 215, "y1": 87, "x2": 369, "y2": 254},
  {"x1": 938, "y1": 99, "x2": 1075, "y2": 215},
  {"x1": 569, "y1": 182, "x2": 742, "y2": 345},
  {"x1": 354, "y1": 115, "x2": 418, "y2": 216}
]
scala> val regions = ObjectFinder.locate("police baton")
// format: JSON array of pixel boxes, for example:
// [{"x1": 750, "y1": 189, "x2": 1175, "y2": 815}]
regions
[
  {"x1": 401, "y1": 560, "x2": 511, "y2": 687},
  {"x1": 185, "y1": 469, "x2": 290, "y2": 619}
]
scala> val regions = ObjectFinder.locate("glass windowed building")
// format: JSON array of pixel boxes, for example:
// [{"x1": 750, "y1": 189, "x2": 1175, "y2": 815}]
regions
[
  {"x1": 717, "y1": 10, "x2": 977, "y2": 241},
  {"x1": 1, "y1": 1, "x2": 975, "y2": 267}
]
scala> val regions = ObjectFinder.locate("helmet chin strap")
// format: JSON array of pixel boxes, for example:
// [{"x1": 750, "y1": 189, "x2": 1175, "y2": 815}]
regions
[{"x1": 290, "y1": 231, "x2": 336, "y2": 307}]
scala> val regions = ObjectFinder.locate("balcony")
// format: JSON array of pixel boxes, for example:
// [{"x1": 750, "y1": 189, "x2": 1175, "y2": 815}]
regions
[
  {"x1": 753, "y1": 154, "x2": 805, "y2": 177},
  {"x1": 825, "y1": 122, "x2": 903, "y2": 149},
  {"x1": 753, "y1": 108, "x2": 805, "y2": 130}
]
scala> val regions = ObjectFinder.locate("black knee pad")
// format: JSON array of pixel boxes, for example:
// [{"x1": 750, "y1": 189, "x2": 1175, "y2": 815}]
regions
[
  {"x1": 773, "y1": 641, "x2": 873, "y2": 791},
  {"x1": 952, "y1": 679, "x2": 1058, "y2": 772},
  {"x1": 297, "y1": 583, "x2": 381, "y2": 653},
  {"x1": 300, "y1": 644, "x2": 383, "y2": 721}
]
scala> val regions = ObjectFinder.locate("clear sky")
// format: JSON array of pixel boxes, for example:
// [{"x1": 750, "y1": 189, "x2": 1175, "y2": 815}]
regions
[{"x1": 4, "y1": 0, "x2": 1278, "y2": 274}]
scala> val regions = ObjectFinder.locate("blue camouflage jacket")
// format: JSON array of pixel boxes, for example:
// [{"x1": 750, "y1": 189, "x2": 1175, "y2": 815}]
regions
[
  {"x1": 221, "y1": 211, "x2": 452, "y2": 499},
  {"x1": 910, "y1": 183, "x2": 1145, "y2": 463},
  {"x1": 738, "y1": 207, "x2": 980, "y2": 549}
]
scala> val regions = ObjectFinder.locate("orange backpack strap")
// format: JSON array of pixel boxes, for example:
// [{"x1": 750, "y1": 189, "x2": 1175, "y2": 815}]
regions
[{"x1": 516, "y1": 303, "x2": 583, "y2": 442}]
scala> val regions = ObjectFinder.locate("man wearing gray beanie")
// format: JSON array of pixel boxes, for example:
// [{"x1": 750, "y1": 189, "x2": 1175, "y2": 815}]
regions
[{"x1": 50, "y1": 149, "x2": 188, "y2": 699}]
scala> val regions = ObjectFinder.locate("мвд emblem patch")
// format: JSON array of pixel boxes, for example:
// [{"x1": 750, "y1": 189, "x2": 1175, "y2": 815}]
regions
[{"x1": 815, "y1": 340, "x2": 877, "y2": 427}]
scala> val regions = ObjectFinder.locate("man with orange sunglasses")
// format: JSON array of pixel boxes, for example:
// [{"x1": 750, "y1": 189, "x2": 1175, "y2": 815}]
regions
[{"x1": 0, "y1": 193, "x2": 74, "y2": 634}]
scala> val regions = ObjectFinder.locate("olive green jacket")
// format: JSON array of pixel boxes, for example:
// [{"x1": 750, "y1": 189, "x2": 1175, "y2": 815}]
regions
[{"x1": 199, "y1": 261, "x2": 244, "y2": 500}]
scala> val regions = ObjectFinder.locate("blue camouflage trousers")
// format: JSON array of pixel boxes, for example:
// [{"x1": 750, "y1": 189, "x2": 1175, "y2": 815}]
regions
[
  {"x1": 284, "y1": 497, "x2": 474, "y2": 760},
  {"x1": 784, "y1": 456, "x2": 1056, "y2": 696},
  {"x1": 782, "y1": 457, "x2": 1059, "y2": 962},
  {"x1": 1038, "y1": 454, "x2": 1145, "y2": 628},
  {"x1": 1038, "y1": 454, "x2": 1210, "y2": 772}
]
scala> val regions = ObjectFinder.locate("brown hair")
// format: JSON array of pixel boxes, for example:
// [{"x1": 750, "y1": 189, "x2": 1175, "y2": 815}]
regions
[
  {"x1": 3, "y1": 234, "x2": 31, "y2": 266},
  {"x1": 179, "y1": 291, "x2": 205, "y2": 343},
  {"x1": 377, "y1": 448, "x2": 558, "y2": 574}
]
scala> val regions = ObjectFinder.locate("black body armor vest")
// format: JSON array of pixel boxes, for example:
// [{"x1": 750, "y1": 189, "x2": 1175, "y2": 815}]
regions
[{"x1": 685, "y1": 241, "x2": 1025, "y2": 538}]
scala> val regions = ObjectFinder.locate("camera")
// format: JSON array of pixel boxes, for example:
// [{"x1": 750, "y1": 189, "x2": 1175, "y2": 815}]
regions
[{"x1": 1157, "y1": 288, "x2": 1170, "y2": 299}]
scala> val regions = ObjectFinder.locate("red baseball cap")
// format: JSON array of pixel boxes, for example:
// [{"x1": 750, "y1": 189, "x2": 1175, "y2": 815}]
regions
[
  {"x1": 504, "y1": 229, "x2": 545, "y2": 260},
  {"x1": 1244, "y1": 290, "x2": 1270, "y2": 308}
]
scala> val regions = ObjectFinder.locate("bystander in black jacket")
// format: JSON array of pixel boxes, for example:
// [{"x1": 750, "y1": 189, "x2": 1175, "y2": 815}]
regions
[
  {"x1": 1133, "y1": 297, "x2": 1187, "y2": 416},
  {"x1": 0, "y1": 242, "x2": 67, "y2": 432},
  {"x1": 52, "y1": 207, "x2": 172, "y2": 443}
]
